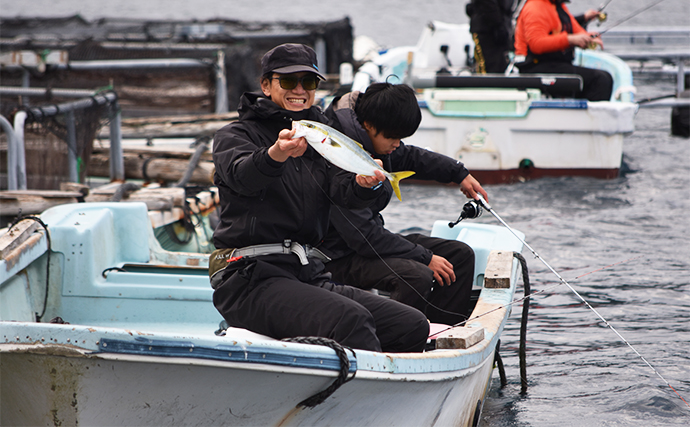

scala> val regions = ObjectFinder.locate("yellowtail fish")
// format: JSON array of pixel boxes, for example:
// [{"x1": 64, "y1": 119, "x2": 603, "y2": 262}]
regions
[{"x1": 293, "y1": 120, "x2": 415, "y2": 201}]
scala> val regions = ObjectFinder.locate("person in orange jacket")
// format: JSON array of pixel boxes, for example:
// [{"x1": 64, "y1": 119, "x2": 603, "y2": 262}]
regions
[{"x1": 514, "y1": 0, "x2": 613, "y2": 101}]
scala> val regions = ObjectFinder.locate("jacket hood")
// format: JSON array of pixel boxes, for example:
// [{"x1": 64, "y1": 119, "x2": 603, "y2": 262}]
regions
[{"x1": 330, "y1": 92, "x2": 380, "y2": 158}]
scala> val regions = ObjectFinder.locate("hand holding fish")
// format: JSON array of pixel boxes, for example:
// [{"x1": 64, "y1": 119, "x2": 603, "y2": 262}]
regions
[
  {"x1": 267, "y1": 128, "x2": 308, "y2": 162},
  {"x1": 355, "y1": 161, "x2": 387, "y2": 189}
]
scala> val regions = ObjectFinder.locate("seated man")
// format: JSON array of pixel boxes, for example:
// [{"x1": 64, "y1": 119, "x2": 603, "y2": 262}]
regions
[
  {"x1": 319, "y1": 83, "x2": 488, "y2": 325},
  {"x1": 514, "y1": 0, "x2": 613, "y2": 101},
  {"x1": 210, "y1": 44, "x2": 429, "y2": 353}
]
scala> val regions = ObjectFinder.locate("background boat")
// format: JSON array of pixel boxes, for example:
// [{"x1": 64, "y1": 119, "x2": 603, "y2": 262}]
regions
[{"x1": 350, "y1": 21, "x2": 638, "y2": 184}]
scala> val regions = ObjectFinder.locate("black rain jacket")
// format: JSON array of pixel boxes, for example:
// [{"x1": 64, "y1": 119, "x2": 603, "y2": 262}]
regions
[
  {"x1": 212, "y1": 91, "x2": 384, "y2": 250},
  {"x1": 317, "y1": 92, "x2": 471, "y2": 263},
  {"x1": 468, "y1": 0, "x2": 515, "y2": 39}
]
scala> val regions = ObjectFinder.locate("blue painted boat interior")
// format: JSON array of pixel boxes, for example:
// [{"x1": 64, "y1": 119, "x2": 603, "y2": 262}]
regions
[
  {"x1": 574, "y1": 49, "x2": 635, "y2": 103},
  {"x1": 1, "y1": 202, "x2": 525, "y2": 374}
]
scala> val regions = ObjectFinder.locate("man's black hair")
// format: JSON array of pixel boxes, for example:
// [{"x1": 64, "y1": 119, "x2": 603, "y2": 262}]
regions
[{"x1": 355, "y1": 83, "x2": 422, "y2": 140}]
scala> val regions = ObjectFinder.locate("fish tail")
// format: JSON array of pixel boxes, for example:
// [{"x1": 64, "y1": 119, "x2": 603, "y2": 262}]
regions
[{"x1": 390, "y1": 171, "x2": 415, "y2": 201}]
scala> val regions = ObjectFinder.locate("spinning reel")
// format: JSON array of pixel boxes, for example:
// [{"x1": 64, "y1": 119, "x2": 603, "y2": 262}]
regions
[{"x1": 448, "y1": 199, "x2": 483, "y2": 228}]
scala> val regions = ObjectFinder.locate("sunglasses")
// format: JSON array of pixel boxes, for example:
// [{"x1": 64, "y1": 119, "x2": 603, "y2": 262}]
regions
[{"x1": 272, "y1": 74, "x2": 320, "y2": 91}]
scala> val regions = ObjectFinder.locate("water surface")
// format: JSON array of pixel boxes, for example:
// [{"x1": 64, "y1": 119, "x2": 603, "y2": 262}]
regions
[{"x1": 2, "y1": 1, "x2": 689, "y2": 424}]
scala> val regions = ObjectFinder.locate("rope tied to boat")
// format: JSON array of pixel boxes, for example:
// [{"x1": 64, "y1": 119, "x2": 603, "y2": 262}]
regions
[
  {"x1": 486, "y1": 251, "x2": 531, "y2": 393},
  {"x1": 111, "y1": 182, "x2": 140, "y2": 202},
  {"x1": 174, "y1": 136, "x2": 210, "y2": 188},
  {"x1": 6, "y1": 213, "x2": 52, "y2": 322},
  {"x1": 514, "y1": 252, "x2": 531, "y2": 394},
  {"x1": 280, "y1": 336, "x2": 357, "y2": 408}
]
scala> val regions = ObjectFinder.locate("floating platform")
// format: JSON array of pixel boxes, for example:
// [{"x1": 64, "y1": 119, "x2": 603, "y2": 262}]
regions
[{"x1": 0, "y1": 15, "x2": 354, "y2": 118}]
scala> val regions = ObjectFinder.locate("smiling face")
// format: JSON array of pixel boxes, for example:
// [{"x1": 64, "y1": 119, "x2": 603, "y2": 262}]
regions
[
  {"x1": 261, "y1": 72, "x2": 316, "y2": 111},
  {"x1": 364, "y1": 122, "x2": 401, "y2": 155}
]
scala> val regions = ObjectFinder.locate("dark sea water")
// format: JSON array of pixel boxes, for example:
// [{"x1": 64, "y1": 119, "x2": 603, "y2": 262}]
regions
[
  {"x1": 383, "y1": 73, "x2": 690, "y2": 426},
  {"x1": 3, "y1": 0, "x2": 689, "y2": 425}
]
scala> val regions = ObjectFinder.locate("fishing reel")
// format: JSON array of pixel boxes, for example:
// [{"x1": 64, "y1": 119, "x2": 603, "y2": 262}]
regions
[{"x1": 448, "y1": 199, "x2": 483, "y2": 228}]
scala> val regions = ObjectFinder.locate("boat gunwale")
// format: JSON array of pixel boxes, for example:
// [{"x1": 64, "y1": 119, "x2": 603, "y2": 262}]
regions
[
  {"x1": 0, "y1": 254, "x2": 520, "y2": 377},
  {"x1": 1, "y1": 202, "x2": 523, "y2": 379}
]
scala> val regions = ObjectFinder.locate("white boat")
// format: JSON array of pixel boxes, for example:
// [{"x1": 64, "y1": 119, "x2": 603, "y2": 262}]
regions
[
  {"x1": 351, "y1": 21, "x2": 638, "y2": 184},
  {"x1": 0, "y1": 201, "x2": 524, "y2": 426}
]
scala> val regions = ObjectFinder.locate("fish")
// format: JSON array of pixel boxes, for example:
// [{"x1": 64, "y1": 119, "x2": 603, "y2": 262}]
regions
[{"x1": 293, "y1": 120, "x2": 415, "y2": 201}]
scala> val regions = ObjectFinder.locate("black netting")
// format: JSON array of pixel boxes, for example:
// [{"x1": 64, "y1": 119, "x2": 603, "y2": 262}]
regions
[{"x1": 19, "y1": 99, "x2": 115, "y2": 189}]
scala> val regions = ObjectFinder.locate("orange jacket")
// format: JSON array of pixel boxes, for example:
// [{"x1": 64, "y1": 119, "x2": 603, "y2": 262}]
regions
[{"x1": 514, "y1": 0, "x2": 586, "y2": 56}]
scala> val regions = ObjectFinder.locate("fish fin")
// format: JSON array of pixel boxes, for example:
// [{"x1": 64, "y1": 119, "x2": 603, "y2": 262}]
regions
[
  {"x1": 389, "y1": 171, "x2": 415, "y2": 201},
  {"x1": 329, "y1": 138, "x2": 341, "y2": 147}
]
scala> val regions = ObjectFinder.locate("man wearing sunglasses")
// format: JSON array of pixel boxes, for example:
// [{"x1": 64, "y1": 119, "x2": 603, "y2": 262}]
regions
[{"x1": 210, "y1": 43, "x2": 430, "y2": 353}]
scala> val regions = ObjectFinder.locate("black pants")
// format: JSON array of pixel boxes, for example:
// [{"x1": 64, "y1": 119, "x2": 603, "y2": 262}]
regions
[
  {"x1": 325, "y1": 234, "x2": 475, "y2": 325},
  {"x1": 213, "y1": 255, "x2": 429, "y2": 353},
  {"x1": 473, "y1": 32, "x2": 510, "y2": 74},
  {"x1": 518, "y1": 61, "x2": 614, "y2": 101}
]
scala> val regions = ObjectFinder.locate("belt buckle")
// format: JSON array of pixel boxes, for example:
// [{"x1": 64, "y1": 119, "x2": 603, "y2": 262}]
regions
[{"x1": 288, "y1": 241, "x2": 309, "y2": 266}]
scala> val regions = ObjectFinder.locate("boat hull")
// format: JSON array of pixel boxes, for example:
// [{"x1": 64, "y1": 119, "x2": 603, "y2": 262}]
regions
[
  {"x1": 406, "y1": 98, "x2": 636, "y2": 185},
  {"x1": 1, "y1": 343, "x2": 494, "y2": 426}
]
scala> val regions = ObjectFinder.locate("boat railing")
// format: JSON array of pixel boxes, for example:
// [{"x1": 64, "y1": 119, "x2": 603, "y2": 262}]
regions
[
  {"x1": 600, "y1": 27, "x2": 690, "y2": 97},
  {"x1": 602, "y1": 27, "x2": 690, "y2": 49}
]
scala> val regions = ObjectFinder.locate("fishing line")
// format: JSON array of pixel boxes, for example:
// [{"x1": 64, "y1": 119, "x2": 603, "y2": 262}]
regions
[
  {"x1": 301, "y1": 154, "x2": 642, "y2": 335},
  {"x1": 598, "y1": 0, "x2": 615, "y2": 11},
  {"x1": 474, "y1": 194, "x2": 690, "y2": 409},
  {"x1": 425, "y1": 253, "x2": 645, "y2": 346},
  {"x1": 298, "y1": 157, "x2": 470, "y2": 321},
  {"x1": 596, "y1": 0, "x2": 667, "y2": 35},
  {"x1": 298, "y1": 151, "x2": 688, "y2": 404},
  {"x1": 572, "y1": 255, "x2": 643, "y2": 280},
  {"x1": 636, "y1": 94, "x2": 681, "y2": 105}
]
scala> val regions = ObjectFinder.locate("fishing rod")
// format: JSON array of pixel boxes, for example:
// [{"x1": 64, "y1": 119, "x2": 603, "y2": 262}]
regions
[
  {"x1": 598, "y1": 0, "x2": 614, "y2": 11},
  {"x1": 595, "y1": 0, "x2": 667, "y2": 36},
  {"x1": 474, "y1": 194, "x2": 690, "y2": 409},
  {"x1": 592, "y1": 0, "x2": 614, "y2": 23},
  {"x1": 300, "y1": 158, "x2": 475, "y2": 321},
  {"x1": 433, "y1": 252, "x2": 645, "y2": 337}
]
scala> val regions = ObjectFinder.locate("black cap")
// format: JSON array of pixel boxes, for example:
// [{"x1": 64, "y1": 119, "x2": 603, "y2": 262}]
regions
[{"x1": 261, "y1": 43, "x2": 326, "y2": 80}]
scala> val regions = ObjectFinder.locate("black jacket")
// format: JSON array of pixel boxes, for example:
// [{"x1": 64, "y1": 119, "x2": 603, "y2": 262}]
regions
[
  {"x1": 468, "y1": 0, "x2": 515, "y2": 39},
  {"x1": 318, "y1": 92, "x2": 471, "y2": 263},
  {"x1": 212, "y1": 92, "x2": 383, "y2": 250}
]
